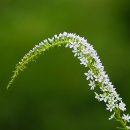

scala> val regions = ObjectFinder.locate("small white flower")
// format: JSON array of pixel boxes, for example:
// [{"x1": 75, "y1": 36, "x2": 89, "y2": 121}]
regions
[
  {"x1": 106, "y1": 103, "x2": 116, "y2": 112},
  {"x1": 88, "y1": 80, "x2": 96, "y2": 90},
  {"x1": 39, "y1": 42, "x2": 44, "y2": 45},
  {"x1": 99, "y1": 93, "x2": 109, "y2": 102},
  {"x1": 119, "y1": 101, "x2": 126, "y2": 111},
  {"x1": 108, "y1": 96, "x2": 118, "y2": 106},
  {"x1": 95, "y1": 73, "x2": 104, "y2": 83},
  {"x1": 54, "y1": 34, "x2": 58, "y2": 38},
  {"x1": 81, "y1": 48, "x2": 90, "y2": 55},
  {"x1": 48, "y1": 38, "x2": 53, "y2": 42},
  {"x1": 122, "y1": 114, "x2": 130, "y2": 122},
  {"x1": 63, "y1": 32, "x2": 67, "y2": 36},
  {"x1": 84, "y1": 70, "x2": 94, "y2": 80},
  {"x1": 94, "y1": 92, "x2": 101, "y2": 101},
  {"x1": 80, "y1": 57, "x2": 88, "y2": 67},
  {"x1": 43, "y1": 39, "x2": 48, "y2": 43},
  {"x1": 105, "y1": 84, "x2": 115, "y2": 92}
]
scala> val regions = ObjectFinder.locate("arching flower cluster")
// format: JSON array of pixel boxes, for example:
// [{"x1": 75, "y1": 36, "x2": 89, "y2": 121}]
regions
[{"x1": 7, "y1": 32, "x2": 130, "y2": 129}]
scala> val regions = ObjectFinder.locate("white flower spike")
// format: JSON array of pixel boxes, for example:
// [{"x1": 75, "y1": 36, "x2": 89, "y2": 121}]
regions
[{"x1": 7, "y1": 32, "x2": 130, "y2": 130}]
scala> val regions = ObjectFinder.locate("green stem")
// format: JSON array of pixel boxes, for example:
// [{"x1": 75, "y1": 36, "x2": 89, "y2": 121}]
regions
[{"x1": 114, "y1": 109, "x2": 128, "y2": 130}]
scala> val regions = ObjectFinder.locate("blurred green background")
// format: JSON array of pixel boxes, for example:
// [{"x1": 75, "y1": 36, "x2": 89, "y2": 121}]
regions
[{"x1": 0, "y1": 0, "x2": 130, "y2": 130}]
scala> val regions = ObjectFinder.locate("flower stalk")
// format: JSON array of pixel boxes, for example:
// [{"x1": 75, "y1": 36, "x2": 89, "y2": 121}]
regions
[{"x1": 7, "y1": 32, "x2": 130, "y2": 129}]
